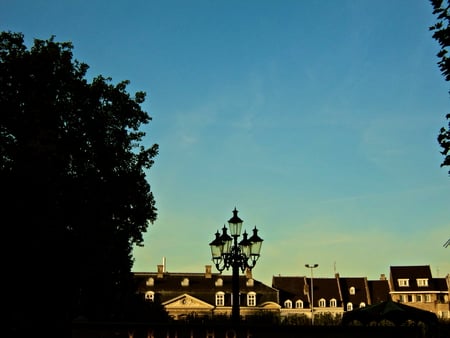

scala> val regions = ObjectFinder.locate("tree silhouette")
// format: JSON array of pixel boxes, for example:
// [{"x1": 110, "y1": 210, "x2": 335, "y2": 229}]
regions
[
  {"x1": 0, "y1": 31, "x2": 158, "y2": 335},
  {"x1": 429, "y1": 0, "x2": 450, "y2": 175}
]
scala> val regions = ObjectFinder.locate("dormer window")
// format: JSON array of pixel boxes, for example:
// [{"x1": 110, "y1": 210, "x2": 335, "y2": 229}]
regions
[
  {"x1": 398, "y1": 278, "x2": 409, "y2": 287},
  {"x1": 146, "y1": 277, "x2": 154, "y2": 286},
  {"x1": 417, "y1": 278, "x2": 428, "y2": 287},
  {"x1": 145, "y1": 291, "x2": 155, "y2": 302},
  {"x1": 349, "y1": 286, "x2": 355, "y2": 295},
  {"x1": 330, "y1": 298, "x2": 337, "y2": 307},
  {"x1": 215, "y1": 292, "x2": 225, "y2": 306},
  {"x1": 181, "y1": 278, "x2": 189, "y2": 286},
  {"x1": 318, "y1": 298, "x2": 326, "y2": 307},
  {"x1": 295, "y1": 300, "x2": 303, "y2": 308},
  {"x1": 284, "y1": 300, "x2": 292, "y2": 308},
  {"x1": 215, "y1": 278, "x2": 223, "y2": 287},
  {"x1": 247, "y1": 292, "x2": 256, "y2": 306}
]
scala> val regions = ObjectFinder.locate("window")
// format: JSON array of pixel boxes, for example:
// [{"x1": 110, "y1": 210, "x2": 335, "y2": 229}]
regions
[
  {"x1": 215, "y1": 292, "x2": 225, "y2": 306},
  {"x1": 330, "y1": 298, "x2": 337, "y2": 307},
  {"x1": 398, "y1": 279, "x2": 409, "y2": 287},
  {"x1": 417, "y1": 278, "x2": 429, "y2": 287},
  {"x1": 284, "y1": 300, "x2": 292, "y2": 308},
  {"x1": 359, "y1": 302, "x2": 366, "y2": 308},
  {"x1": 247, "y1": 292, "x2": 256, "y2": 307},
  {"x1": 347, "y1": 302, "x2": 353, "y2": 311},
  {"x1": 295, "y1": 300, "x2": 303, "y2": 309},
  {"x1": 425, "y1": 294, "x2": 431, "y2": 303},
  {"x1": 318, "y1": 298, "x2": 326, "y2": 307},
  {"x1": 349, "y1": 286, "x2": 355, "y2": 295},
  {"x1": 399, "y1": 294, "x2": 406, "y2": 303},
  {"x1": 408, "y1": 295, "x2": 413, "y2": 302},
  {"x1": 145, "y1": 291, "x2": 154, "y2": 302},
  {"x1": 416, "y1": 295, "x2": 423, "y2": 302}
]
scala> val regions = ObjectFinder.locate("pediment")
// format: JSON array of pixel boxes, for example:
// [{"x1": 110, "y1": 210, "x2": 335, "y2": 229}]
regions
[
  {"x1": 162, "y1": 293, "x2": 214, "y2": 310},
  {"x1": 260, "y1": 301, "x2": 282, "y2": 309}
]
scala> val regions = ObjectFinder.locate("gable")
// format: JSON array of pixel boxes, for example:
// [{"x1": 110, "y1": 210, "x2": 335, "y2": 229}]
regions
[{"x1": 162, "y1": 293, "x2": 214, "y2": 310}]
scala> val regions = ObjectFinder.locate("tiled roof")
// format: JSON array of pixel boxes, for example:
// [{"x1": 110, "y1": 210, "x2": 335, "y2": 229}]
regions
[
  {"x1": 338, "y1": 277, "x2": 369, "y2": 305},
  {"x1": 311, "y1": 278, "x2": 341, "y2": 306},
  {"x1": 432, "y1": 277, "x2": 449, "y2": 291},
  {"x1": 367, "y1": 280, "x2": 391, "y2": 304},
  {"x1": 134, "y1": 271, "x2": 279, "y2": 306},
  {"x1": 273, "y1": 275, "x2": 342, "y2": 306},
  {"x1": 272, "y1": 276, "x2": 308, "y2": 303},
  {"x1": 389, "y1": 265, "x2": 435, "y2": 291}
]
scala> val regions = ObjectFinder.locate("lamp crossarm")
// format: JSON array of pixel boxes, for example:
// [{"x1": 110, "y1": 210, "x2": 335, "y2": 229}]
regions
[{"x1": 213, "y1": 245, "x2": 258, "y2": 273}]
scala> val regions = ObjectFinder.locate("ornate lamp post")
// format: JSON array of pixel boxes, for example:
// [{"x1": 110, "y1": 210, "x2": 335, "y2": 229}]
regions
[
  {"x1": 305, "y1": 264, "x2": 319, "y2": 325},
  {"x1": 209, "y1": 208, "x2": 263, "y2": 324}
]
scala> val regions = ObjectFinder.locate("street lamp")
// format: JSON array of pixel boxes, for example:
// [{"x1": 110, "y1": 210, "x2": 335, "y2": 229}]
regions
[
  {"x1": 305, "y1": 263, "x2": 319, "y2": 325},
  {"x1": 209, "y1": 208, "x2": 263, "y2": 324}
]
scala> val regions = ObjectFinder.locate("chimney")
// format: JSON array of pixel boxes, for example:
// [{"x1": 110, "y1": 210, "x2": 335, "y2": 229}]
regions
[
  {"x1": 380, "y1": 274, "x2": 386, "y2": 280},
  {"x1": 205, "y1": 265, "x2": 212, "y2": 278},
  {"x1": 157, "y1": 264, "x2": 164, "y2": 278},
  {"x1": 245, "y1": 267, "x2": 252, "y2": 280}
]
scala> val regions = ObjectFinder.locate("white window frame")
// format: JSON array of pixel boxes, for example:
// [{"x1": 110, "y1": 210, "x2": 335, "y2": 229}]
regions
[
  {"x1": 417, "y1": 278, "x2": 429, "y2": 287},
  {"x1": 416, "y1": 294, "x2": 423, "y2": 302},
  {"x1": 347, "y1": 302, "x2": 353, "y2": 311},
  {"x1": 247, "y1": 292, "x2": 256, "y2": 307},
  {"x1": 359, "y1": 302, "x2": 366, "y2": 308},
  {"x1": 215, "y1": 292, "x2": 225, "y2": 306},
  {"x1": 295, "y1": 299, "x2": 303, "y2": 308},
  {"x1": 425, "y1": 294, "x2": 432, "y2": 302},
  {"x1": 145, "y1": 291, "x2": 155, "y2": 302},
  {"x1": 398, "y1": 279, "x2": 409, "y2": 287},
  {"x1": 330, "y1": 298, "x2": 337, "y2": 307},
  {"x1": 318, "y1": 298, "x2": 326, "y2": 307},
  {"x1": 284, "y1": 299, "x2": 292, "y2": 308},
  {"x1": 349, "y1": 286, "x2": 355, "y2": 295}
]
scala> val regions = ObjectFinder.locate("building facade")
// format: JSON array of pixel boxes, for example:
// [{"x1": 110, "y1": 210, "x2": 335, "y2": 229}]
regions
[
  {"x1": 134, "y1": 264, "x2": 280, "y2": 320},
  {"x1": 388, "y1": 265, "x2": 450, "y2": 319},
  {"x1": 133, "y1": 264, "x2": 449, "y2": 321}
]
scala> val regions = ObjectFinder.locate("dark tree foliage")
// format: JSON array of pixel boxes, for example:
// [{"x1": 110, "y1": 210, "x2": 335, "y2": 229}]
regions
[
  {"x1": 429, "y1": 0, "x2": 450, "y2": 174},
  {"x1": 0, "y1": 31, "x2": 158, "y2": 333}
]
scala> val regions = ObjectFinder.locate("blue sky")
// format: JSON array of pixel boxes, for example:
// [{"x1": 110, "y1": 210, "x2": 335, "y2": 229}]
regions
[{"x1": 2, "y1": 0, "x2": 449, "y2": 285}]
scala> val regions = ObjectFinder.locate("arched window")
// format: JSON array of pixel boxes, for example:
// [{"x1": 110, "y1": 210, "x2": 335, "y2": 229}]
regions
[
  {"x1": 145, "y1": 291, "x2": 154, "y2": 302},
  {"x1": 330, "y1": 298, "x2": 337, "y2": 307},
  {"x1": 349, "y1": 286, "x2": 355, "y2": 295},
  {"x1": 359, "y1": 302, "x2": 366, "y2": 308},
  {"x1": 215, "y1": 292, "x2": 225, "y2": 306},
  {"x1": 318, "y1": 298, "x2": 326, "y2": 307},
  {"x1": 284, "y1": 299, "x2": 292, "y2": 308},
  {"x1": 247, "y1": 292, "x2": 256, "y2": 307},
  {"x1": 295, "y1": 300, "x2": 303, "y2": 308},
  {"x1": 346, "y1": 302, "x2": 353, "y2": 311}
]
